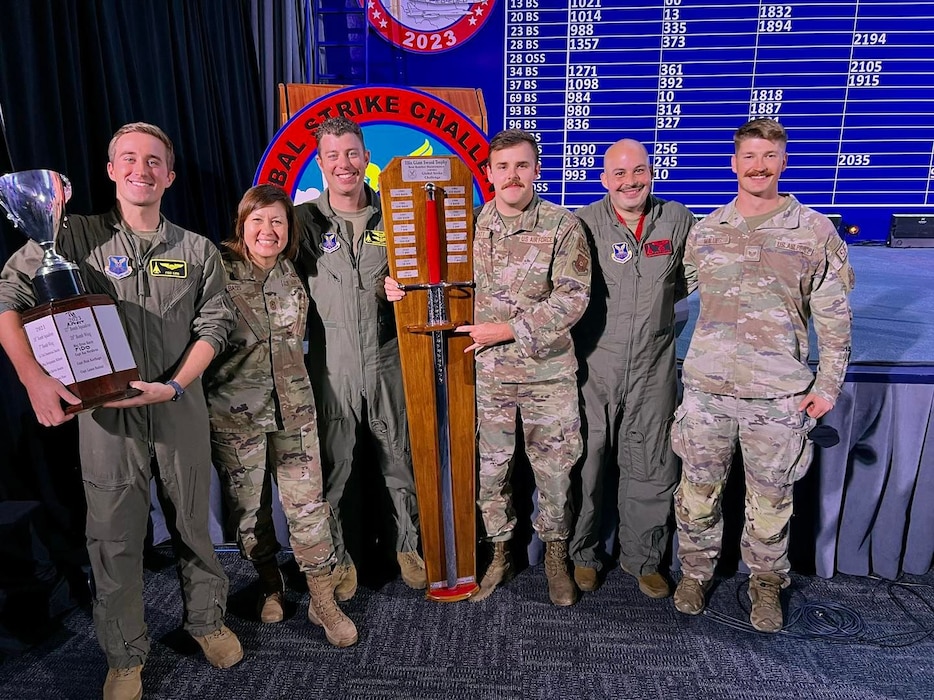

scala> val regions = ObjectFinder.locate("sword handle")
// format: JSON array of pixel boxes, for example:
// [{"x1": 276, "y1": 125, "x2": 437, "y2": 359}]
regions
[{"x1": 424, "y1": 183, "x2": 442, "y2": 285}]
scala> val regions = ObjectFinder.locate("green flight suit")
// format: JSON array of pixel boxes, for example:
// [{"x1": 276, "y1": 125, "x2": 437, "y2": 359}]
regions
[
  {"x1": 571, "y1": 194, "x2": 696, "y2": 576},
  {"x1": 0, "y1": 210, "x2": 236, "y2": 668},
  {"x1": 295, "y1": 188, "x2": 419, "y2": 564}
]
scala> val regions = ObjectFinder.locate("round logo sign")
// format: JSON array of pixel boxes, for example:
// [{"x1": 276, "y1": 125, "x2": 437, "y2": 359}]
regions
[
  {"x1": 362, "y1": 0, "x2": 496, "y2": 54},
  {"x1": 254, "y1": 85, "x2": 491, "y2": 206}
]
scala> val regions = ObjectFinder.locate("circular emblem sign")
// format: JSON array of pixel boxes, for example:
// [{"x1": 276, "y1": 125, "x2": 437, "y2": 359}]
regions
[
  {"x1": 362, "y1": 0, "x2": 496, "y2": 54},
  {"x1": 254, "y1": 85, "x2": 492, "y2": 206}
]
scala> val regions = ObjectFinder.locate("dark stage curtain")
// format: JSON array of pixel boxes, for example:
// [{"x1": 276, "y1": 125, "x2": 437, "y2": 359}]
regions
[
  {"x1": 0, "y1": 0, "x2": 267, "y2": 245},
  {"x1": 0, "y1": 1, "x2": 269, "y2": 644},
  {"x1": 816, "y1": 382, "x2": 934, "y2": 579},
  {"x1": 250, "y1": 0, "x2": 313, "y2": 136}
]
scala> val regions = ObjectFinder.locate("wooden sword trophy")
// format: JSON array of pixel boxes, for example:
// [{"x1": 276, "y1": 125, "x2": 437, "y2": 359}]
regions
[{"x1": 379, "y1": 155, "x2": 479, "y2": 602}]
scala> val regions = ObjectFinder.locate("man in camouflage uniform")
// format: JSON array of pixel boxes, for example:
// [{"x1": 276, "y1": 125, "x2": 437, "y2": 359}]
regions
[
  {"x1": 671, "y1": 118, "x2": 853, "y2": 632},
  {"x1": 295, "y1": 117, "x2": 425, "y2": 595},
  {"x1": 458, "y1": 129, "x2": 591, "y2": 606},
  {"x1": 206, "y1": 184, "x2": 356, "y2": 648},
  {"x1": 571, "y1": 139, "x2": 697, "y2": 598}
]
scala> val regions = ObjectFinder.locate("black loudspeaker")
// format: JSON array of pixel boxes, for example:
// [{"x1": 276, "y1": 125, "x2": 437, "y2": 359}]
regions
[{"x1": 888, "y1": 214, "x2": 934, "y2": 248}]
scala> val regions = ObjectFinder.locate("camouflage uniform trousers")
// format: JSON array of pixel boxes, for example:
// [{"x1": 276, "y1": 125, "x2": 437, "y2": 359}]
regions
[
  {"x1": 476, "y1": 373, "x2": 583, "y2": 543},
  {"x1": 212, "y1": 420, "x2": 337, "y2": 574},
  {"x1": 671, "y1": 388, "x2": 815, "y2": 585}
]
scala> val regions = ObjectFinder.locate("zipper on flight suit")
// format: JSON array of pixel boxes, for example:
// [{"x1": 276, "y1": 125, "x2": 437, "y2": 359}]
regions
[
  {"x1": 344, "y1": 208, "x2": 382, "y2": 400},
  {"x1": 622, "y1": 217, "x2": 644, "y2": 409},
  {"x1": 127, "y1": 230, "x2": 156, "y2": 458},
  {"x1": 334, "y1": 216, "x2": 369, "y2": 400}
]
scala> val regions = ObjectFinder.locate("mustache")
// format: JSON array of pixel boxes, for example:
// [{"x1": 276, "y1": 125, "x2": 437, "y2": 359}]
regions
[{"x1": 745, "y1": 170, "x2": 773, "y2": 177}]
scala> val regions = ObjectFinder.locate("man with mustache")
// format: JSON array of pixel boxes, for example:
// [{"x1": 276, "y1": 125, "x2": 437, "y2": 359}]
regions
[
  {"x1": 671, "y1": 118, "x2": 853, "y2": 632},
  {"x1": 569, "y1": 139, "x2": 697, "y2": 598},
  {"x1": 295, "y1": 116, "x2": 426, "y2": 599},
  {"x1": 457, "y1": 129, "x2": 592, "y2": 605}
]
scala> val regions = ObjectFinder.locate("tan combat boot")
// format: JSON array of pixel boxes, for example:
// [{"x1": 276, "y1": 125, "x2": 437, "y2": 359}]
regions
[
  {"x1": 544, "y1": 540, "x2": 578, "y2": 606},
  {"x1": 574, "y1": 565, "x2": 599, "y2": 592},
  {"x1": 307, "y1": 571, "x2": 359, "y2": 647},
  {"x1": 103, "y1": 665, "x2": 142, "y2": 700},
  {"x1": 192, "y1": 625, "x2": 244, "y2": 668},
  {"x1": 748, "y1": 573, "x2": 784, "y2": 633},
  {"x1": 397, "y1": 550, "x2": 428, "y2": 589},
  {"x1": 470, "y1": 541, "x2": 513, "y2": 603},
  {"x1": 673, "y1": 576, "x2": 710, "y2": 615},
  {"x1": 254, "y1": 558, "x2": 285, "y2": 624},
  {"x1": 333, "y1": 558, "x2": 358, "y2": 602},
  {"x1": 637, "y1": 572, "x2": 671, "y2": 599}
]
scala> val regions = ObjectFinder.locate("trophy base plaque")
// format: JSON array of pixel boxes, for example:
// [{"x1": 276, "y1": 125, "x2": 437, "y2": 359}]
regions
[{"x1": 21, "y1": 293, "x2": 141, "y2": 414}]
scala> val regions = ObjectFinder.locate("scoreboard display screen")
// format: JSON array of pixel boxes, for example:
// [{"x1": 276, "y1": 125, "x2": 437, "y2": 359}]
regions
[{"x1": 364, "y1": 0, "x2": 934, "y2": 240}]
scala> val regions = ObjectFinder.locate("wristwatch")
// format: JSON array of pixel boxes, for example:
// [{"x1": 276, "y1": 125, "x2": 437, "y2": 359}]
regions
[{"x1": 165, "y1": 380, "x2": 185, "y2": 402}]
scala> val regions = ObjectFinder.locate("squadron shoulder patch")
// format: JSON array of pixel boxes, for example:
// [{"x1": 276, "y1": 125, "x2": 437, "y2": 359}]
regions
[
  {"x1": 106, "y1": 255, "x2": 133, "y2": 279},
  {"x1": 148, "y1": 259, "x2": 188, "y2": 278},
  {"x1": 611, "y1": 242, "x2": 632, "y2": 264},
  {"x1": 321, "y1": 231, "x2": 341, "y2": 253}
]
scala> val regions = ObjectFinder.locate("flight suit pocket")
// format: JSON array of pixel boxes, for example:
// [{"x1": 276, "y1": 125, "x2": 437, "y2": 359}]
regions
[
  {"x1": 162, "y1": 275, "x2": 198, "y2": 315},
  {"x1": 627, "y1": 429, "x2": 648, "y2": 481},
  {"x1": 83, "y1": 475, "x2": 136, "y2": 541}
]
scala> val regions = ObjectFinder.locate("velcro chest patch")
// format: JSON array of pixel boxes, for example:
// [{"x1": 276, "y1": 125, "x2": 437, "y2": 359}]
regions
[{"x1": 149, "y1": 259, "x2": 188, "y2": 278}]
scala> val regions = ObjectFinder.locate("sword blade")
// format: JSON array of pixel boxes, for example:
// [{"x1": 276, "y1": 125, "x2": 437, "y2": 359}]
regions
[{"x1": 428, "y1": 285, "x2": 458, "y2": 587}]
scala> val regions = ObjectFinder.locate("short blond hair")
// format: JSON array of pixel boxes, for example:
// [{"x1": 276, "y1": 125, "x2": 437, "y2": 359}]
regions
[
  {"x1": 108, "y1": 122, "x2": 175, "y2": 170},
  {"x1": 734, "y1": 118, "x2": 787, "y2": 152}
]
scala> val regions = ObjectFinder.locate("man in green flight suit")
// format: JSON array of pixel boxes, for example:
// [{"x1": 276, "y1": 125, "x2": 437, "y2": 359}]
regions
[
  {"x1": 0, "y1": 123, "x2": 242, "y2": 700},
  {"x1": 295, "y1": 116, "x2": 426, "y2": 596},
  {"x1": 570, "y1": 139, "x2": 697, "y2": 598}
]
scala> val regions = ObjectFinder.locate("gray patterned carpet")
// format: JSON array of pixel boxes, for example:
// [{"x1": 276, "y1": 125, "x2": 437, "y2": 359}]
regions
[{"x1": 1, "y1": 550, "x2": 933, "y2": 700}]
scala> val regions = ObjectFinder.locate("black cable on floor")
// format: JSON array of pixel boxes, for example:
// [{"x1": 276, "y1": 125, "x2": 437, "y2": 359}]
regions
[{"x1": 699, "y1": 576, "x2": 934, "y2": 647}]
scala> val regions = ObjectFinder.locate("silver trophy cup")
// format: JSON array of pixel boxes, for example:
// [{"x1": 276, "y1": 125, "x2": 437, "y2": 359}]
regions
[
  {"x1": 0, "y1": 169, "x2": 140, "y2": 413},
  {"x1": 0, "y1": 169, "x2": 85, "y2": 302}
]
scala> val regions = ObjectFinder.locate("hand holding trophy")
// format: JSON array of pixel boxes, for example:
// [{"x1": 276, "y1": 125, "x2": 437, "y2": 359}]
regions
[{"x1": 0, "y1": 169, "x2": 141, "y2": 414}]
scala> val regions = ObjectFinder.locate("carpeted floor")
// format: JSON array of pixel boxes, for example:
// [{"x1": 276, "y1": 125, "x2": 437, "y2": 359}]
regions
[{"x1": 1, "y1": 550, "x2": 933, "y2": 700}]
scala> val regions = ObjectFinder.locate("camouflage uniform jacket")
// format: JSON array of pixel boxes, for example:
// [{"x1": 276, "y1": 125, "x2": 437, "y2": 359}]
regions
[
  {"x1": 573, "y1": 193, "x2": 697, "y2": 370},
  {"x1": 294, "y1": 188, "x2": 400, "y2": 414},
  {"x1": 473, "y1": 194, "x2": 591, "y2": 383},
  {"x1": 682, "y1": 194, "x2": 853, "y2": 403},
  {"x1": 205, "y1": 254, "x2": 313, "y2": 433}
]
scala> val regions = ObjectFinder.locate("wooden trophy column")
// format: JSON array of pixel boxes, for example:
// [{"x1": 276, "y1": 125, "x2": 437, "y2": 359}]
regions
[{"x1": 379, "y1": 156, "x2": 479, "y2": 602}]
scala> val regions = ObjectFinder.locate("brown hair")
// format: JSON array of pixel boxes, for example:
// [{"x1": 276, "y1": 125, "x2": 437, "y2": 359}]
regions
[
  {"x1": 488, "y1": 129, "x2": 540, "y2": 164},
  {"x1": 315, "y1": 116, "x2": 366, "y2": 148},
  {"x1": 108, "y1": 122, "x2": 176, "y2": 170},
  {"x1": 226, "y1": 184, "x2": 298, "y2": 263},
  {"x1": 733, "y1": 118, "x2": 787, "y2": 151}
]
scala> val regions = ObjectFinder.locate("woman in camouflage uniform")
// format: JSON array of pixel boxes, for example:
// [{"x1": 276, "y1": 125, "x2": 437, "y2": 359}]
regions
[{"x1": 204, "y1": 185, "x2": 357, "y2": 648}]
